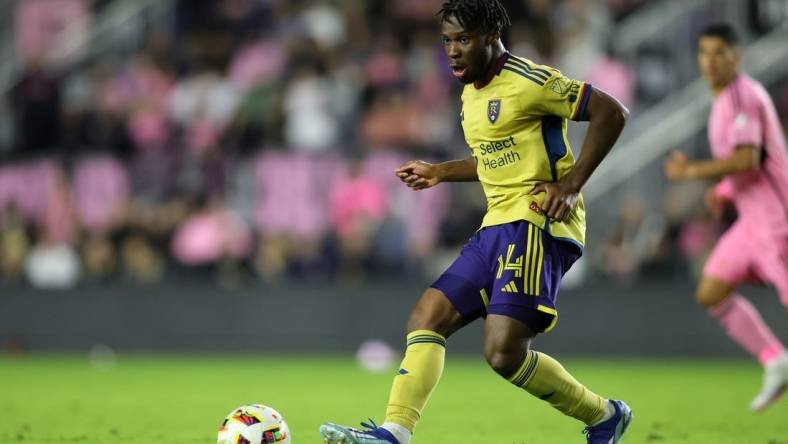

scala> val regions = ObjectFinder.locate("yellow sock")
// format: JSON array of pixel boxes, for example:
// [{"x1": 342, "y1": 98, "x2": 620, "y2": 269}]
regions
[
  {"x1": 383, "y1": 330, "x2": 446, "y2": 432},
  {"x1": 508, "y1": 350, "x2": 606, "y2": 425}
]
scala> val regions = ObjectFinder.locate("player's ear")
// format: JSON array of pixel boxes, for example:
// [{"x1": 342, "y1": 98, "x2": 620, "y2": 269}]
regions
[{"x1": 486, "y1": 31, "x2": 500, "y2": 45}]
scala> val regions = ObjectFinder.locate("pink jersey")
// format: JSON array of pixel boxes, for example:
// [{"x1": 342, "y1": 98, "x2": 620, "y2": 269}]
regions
[
  {"x1": 705, "y1": 74, "x2": 788, "y2": 296},
  {"x1": 708, "y1": 74, "x2": 788, "y2": 228}
]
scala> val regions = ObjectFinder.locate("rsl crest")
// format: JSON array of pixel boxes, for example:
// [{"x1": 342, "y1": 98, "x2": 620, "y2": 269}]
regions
[{"x1": 487, "y1": 99, "x2": 501, "y2": 124}]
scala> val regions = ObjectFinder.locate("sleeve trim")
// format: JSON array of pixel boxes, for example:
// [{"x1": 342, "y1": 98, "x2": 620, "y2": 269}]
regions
[{"x1": 572, "y1": 83, "x2": 592, "y2": 121}]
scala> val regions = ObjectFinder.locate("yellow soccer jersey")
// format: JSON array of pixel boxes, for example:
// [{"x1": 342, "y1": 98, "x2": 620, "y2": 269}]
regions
[{"x1": 460, "y1": 52, "x2": 592, "y2": 249}]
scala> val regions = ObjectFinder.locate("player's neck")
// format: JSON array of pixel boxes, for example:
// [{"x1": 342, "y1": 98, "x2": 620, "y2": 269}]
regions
[
  {"x1": 711, "y1": 72, "x2": 738, "y2": 97},
  {"x1": 473, "y1": 43, "x2": 507, "y2": 90}
]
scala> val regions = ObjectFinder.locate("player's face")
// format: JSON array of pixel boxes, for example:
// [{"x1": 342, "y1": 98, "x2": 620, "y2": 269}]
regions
[
  {"x1": 698, "y1": 36, "x2": 740, "y2": 89},
  {"x1": 440, "y1": 17, "x2": 496, "y2": 84}
]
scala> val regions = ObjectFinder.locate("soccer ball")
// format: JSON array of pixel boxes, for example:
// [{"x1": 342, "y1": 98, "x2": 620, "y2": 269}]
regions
[{"x1": 217, "y1": 404, "x2": 291, "y2": 444}]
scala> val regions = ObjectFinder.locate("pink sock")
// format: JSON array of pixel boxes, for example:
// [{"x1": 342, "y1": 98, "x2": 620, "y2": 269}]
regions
[{"x1": 709, "y1": 294, "x2": 785, "y2": 367}]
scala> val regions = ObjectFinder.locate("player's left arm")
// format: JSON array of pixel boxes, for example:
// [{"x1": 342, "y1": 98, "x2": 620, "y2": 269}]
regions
[
  {"x1": 664, "y1": 145, "x2": 759, "y2": 181},
  {"x1": 531, "y1": 88, "x2": 629, "y2": 221}
]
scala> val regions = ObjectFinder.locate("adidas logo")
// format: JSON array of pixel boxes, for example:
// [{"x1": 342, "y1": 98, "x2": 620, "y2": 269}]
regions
[{"x1": 501, "y1": 280, "x2": 519, "y2": 293}]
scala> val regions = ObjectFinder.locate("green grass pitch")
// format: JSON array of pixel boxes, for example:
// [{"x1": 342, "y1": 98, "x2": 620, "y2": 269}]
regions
[{"x1": 1, "y1": 354, "x2": 786, "y2": 443}]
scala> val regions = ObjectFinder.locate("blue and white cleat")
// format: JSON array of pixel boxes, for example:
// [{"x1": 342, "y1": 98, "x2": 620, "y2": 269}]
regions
[
  {"x1": 583, "y1": 400, "x2": 633, "y2": 444},
  {"x1": 320, "y1": 419, "x2": 400, "y2": 444}
]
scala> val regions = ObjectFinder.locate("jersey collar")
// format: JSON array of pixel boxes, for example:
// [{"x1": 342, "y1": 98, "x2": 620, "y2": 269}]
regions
[{"x1": 474, "y1": 51, "x2": 509, "y2": 90}]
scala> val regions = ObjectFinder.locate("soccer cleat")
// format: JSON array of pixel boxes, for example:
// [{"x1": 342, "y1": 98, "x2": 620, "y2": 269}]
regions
[
  {"x1": 320, "y1": 419, "x2": 400, "y2": 444},
  {"x1": 583, "y1": 400, "x2": 633, "y2": 444},
  {"x1": 751, "y1": 354, "x2": 788, "y2": 412}
]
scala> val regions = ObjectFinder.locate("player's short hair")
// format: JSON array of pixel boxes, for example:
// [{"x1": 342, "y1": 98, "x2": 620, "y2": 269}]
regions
[
  {"x1": 438, "y1": 0, "x2": 511, "y2": 35},
  {"x1": 700, "y1": 23, "x2": 740, "y2": 46}
]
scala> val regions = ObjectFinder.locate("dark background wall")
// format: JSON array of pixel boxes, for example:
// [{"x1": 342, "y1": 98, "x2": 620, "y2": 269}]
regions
[{"x1": 1, "y1": 278, "x2": 785, "y2": 356}]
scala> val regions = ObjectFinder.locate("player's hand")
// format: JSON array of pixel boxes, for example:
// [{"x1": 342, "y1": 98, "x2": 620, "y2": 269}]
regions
[
  {"x1": 395, "y1": 160, "x2": 440, "y2": 190},
  {"x1": 704, "y1": 187, "x2": 725, "y2": 218},
  {"x1": 664, "y1": 150, "x2": 690, "y2": 181},
  {"x1": 529, "y1": 181, "x2": 579, "y2": 222}
]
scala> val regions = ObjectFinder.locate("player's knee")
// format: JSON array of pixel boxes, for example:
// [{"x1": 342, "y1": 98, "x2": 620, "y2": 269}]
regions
[
  {"x1": 484, "y1": 335, "x2": 530, "y2": 377},
  {"x1": 406, "y1": 289, "x2": 462, "y2": 338},
  {"x1": 484, "y1": 347, "x2": 523, "y2": 377},
  {"x1": 405, "y1": 309, "x2": 456, "y2": 339},
  {"x1": 405, "y1": 309, "x2": 432, "y2": 333},
  {"x1": 695, "y1": 279, "x2": 730, "y2": 309},
  {"x1": 695, "y1": 287, "x2": 711, "y2": 308}
]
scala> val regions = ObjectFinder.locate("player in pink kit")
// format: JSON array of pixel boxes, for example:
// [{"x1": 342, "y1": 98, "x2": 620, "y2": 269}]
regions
[{"x1": 665, "y1": 23, "x2": 788, "y2": 412}]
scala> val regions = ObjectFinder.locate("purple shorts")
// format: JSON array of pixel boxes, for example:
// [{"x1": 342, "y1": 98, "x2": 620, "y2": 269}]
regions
[{"x1": 432, "y1": 220, "x2": 581, "y2": 333}]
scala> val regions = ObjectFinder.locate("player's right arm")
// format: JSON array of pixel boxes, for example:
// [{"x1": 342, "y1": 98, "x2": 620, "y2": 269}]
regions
[
  {"x1": 665, "y1": 88, "x2": 763, "y2": 182},
  {"x1": 395, "y1": 157, "x2": 477, "y2": 190},
  {"x1": 663, "y1": 146, "x2": 759, "y2": 181}
]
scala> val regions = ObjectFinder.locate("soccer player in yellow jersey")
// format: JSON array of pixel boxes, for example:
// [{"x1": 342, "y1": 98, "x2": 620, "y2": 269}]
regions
[{"x1": 321, "y1": 1, "x2": 631, "y2": 443}]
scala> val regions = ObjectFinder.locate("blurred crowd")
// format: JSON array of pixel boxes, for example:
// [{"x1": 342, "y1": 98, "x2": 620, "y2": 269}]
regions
[{"x1": 0, "y1": 0, "x2": 786, "y2": 289}]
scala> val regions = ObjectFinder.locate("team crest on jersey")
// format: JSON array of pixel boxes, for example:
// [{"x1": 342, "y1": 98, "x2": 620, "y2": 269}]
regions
[
  {"x1": 487, "y1": 99, "x2": 501, "y2": 124},
  {"x1": 550, "y1": 78, "x2": 569, "y2": 95},
  {"x1": 735, "y1": 113, "x2": 747, "y2": 128}
]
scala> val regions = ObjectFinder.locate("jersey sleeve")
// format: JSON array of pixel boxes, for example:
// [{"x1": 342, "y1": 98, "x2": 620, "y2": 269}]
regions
[
  {"x1": 520, "y1": 68, "x2": 593, "y2": 121},
  {"x1": 731, "y1": 105, "x2": 763, "y2": 149},
  {"x1": 730, "y1": 78, "x2": 764, "y2": 150}
]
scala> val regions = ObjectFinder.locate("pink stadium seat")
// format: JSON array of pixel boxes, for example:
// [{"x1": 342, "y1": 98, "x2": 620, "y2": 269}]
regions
[{"x1": 73, "y1": 155, "x2": 130, "y2": 233}]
